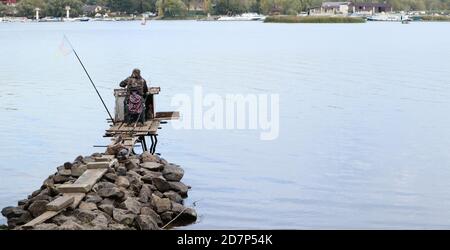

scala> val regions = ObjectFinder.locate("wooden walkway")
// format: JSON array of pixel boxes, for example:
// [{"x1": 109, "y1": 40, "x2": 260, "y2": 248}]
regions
[{"x1": 105, "y1": 120, "x2": 160, "y2": 137}]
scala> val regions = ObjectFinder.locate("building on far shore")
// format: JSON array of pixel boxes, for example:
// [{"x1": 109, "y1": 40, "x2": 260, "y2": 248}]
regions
[
  {"x1": 1, "y1": 0, "x2": 16, "y2": 5},
  {"x1": 81, "y1": 5, "x2": 107, "y2": 16},
  {"x1": 310, "y1": 1, "x2": 392, "y2": 15},
  {"x1": 350, "y1": 2, "x2": 393, "y2": 14},
  {"x1": 318, "y1": 2, "x2": 351, "y2": 15}
]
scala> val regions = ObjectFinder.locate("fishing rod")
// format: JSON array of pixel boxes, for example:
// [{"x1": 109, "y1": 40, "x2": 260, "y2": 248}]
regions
[{"x1": 63, "y1": 35, "x2": 115, "y2": 125}]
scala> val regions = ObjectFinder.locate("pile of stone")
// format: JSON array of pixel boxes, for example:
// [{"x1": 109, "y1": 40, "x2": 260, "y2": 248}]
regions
[{"x1": 1, "y1": 152, "x2": 196, "y2": 230}]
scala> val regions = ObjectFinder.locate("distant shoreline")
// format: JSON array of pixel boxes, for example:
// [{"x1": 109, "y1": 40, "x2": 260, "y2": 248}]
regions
[
  {"x1": 264, "y1": 16, "x2": 366, "y2": 23},
  {"x1": 2, "y1": 15, "x2": 450, "y2": 23}
]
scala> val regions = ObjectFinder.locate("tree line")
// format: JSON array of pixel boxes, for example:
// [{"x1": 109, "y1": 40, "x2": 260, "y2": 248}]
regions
[{"x1": 1, "y1": 0, "x2": 450, "y2": 18}]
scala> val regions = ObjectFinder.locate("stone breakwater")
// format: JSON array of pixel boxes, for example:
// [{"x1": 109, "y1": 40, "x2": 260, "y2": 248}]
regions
[{"x1": 1, "y1": 152, "x2": 197, "y2": 230}]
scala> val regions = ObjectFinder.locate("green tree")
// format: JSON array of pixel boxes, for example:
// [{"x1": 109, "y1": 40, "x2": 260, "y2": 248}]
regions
[
  {"x1": 45, "y1": 0, "x2": 83, "y2": 17},
  {"x1": 0, "y1": 3, "x2": 8, "y2": 16},
  {"x1": 212, "y1": 0, "x2": 249, "y2": 15},
  {"x1": 107, "y1": 0, "x2": 133, "y2": 12},
  {"x1": 16, "y1": 0, "x2": 47, "y2": 18},
  {"x1": 156, "y1": 0, "x2": 187, "y2": 16},
  {"x1": 203, "y1": 0, "x2": 212, "y2": 14}
]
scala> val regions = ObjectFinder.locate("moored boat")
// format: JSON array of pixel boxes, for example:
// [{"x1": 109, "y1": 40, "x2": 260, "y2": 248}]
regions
[{"x1": 217, "y1": 12, "x2": 266, "y2": 21}]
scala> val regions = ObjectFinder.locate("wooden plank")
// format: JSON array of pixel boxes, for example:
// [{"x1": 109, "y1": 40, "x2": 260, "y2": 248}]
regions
[
  {"x1": 87, "y1": 162, "x2": 109, "y2": 169},
  {"x1": 23, "y1": 211, "x2": 60, "y2": 229},
  {"x1": 46, "y1": 196, "x2": 74, "y2": 211},
  {"x1": 149, "y1": 120, "x2": 160, "y2": 134},
  {"x1": 74, "y1": 169, "x2": 107, "y2": 186},
  {"x1": 57, "y1": 183, "x2": 91, "y2": 193},
  {"x1": 64, "y1": 193, "x2": 86, "y2": 209},
  {"x1": 87, "y1": 160, "x2": 117, "y2": 169},
  {"x1": 155, "y1": 111, "x2": 180, "y2": 120}
]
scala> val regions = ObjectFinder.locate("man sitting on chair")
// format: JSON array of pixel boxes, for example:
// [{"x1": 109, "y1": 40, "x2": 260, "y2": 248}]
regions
[{"x1": 120, "y1": 69, "x2": 149, "y2": 125}]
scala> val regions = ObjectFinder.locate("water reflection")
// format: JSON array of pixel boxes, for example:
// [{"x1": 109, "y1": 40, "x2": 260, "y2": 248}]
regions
[{"x1": 1, "y1": 21, "x2": 450, "y2": 229}]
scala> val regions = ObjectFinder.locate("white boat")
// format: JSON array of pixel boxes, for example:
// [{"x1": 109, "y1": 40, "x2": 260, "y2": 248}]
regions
[
  {"x1": 40, "y1": 17, "x2": 62, "y2": 22},
  {"x1": 367, "y1": 14, "x2": 401, "y2": 22},
  {"x1": 218, "y1": 13, "x2": 266, "y2": 21}
]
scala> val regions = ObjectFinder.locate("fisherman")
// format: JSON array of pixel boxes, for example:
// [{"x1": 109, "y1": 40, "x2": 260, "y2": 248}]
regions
[{"x1": 120, "y1": 69, "x2": 149, "y2": 125}]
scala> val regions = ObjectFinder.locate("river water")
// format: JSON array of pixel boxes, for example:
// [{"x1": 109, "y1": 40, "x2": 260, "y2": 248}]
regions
[{"x1": 1, "y1": 20, "x2": 450, "y2": 229}]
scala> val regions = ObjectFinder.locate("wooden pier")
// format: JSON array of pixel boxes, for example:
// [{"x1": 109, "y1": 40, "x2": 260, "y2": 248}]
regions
[{"x1": 22, "y1": 87, "x2": 180, "y2": 229}]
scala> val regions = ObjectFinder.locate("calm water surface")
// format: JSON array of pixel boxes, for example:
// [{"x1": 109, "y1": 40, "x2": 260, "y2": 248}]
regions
[{"x1": 1, "y1": 21, "x2": 450, "y2": 229}]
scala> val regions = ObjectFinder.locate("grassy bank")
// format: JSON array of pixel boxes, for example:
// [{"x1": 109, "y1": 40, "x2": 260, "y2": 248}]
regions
[
  {"x1": 420, "y1": 15, "x2": 450, "y2": 21},
  {"x1": 264, "y1": 15, "x2": 366, "y2": 23}
]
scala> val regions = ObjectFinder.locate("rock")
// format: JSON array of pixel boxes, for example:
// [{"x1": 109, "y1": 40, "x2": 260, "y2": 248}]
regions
[
  {"x1": 98, "y1": 204, "x2": 114, "y2": 217},
  {"x1": 163, "y1": 191, "x2": 183, "y2": 203},
  {"x1": 140, "y1": 207, "x2": 162, "y2": 225},
  {"x1": 171, "y1": 202, "x2": 185, "y2": 214},
  {"x1": 141, "y1": 162, "x2": 163, "y2": 171},
  {"x1": 53, "y1": 175, "x2": 70, "y2": 184},
  {"x1": 58, "y1": 169, "x2": 72, "y2": 176},
  {"x1": 162, "y1": 164, "x2": 184, "y2": 182},
  {"x1": 90, "y1": 213, "x2": 109, "y2": 229},
  {"x1": 97, "y1": 187, "x2": 124, "y2": 200},
  {"x1": 99, "y1": 198, "x2": 115, "y2": 206},
  {"x1": 129, "y1": 184, "x2": 141, "y2": 197},
  {"x1": 117, "y1": 149, "x2": 130, "y2": 162},
  {"x1": 125, "y1": 160, "x2": 139, "y2": 171},
  {"x1": 4, "y1": 209, "x2": 32, "y2": 228},
  {"x1": 138, "y1": 184, "x2": 153, "y2": 203},
  {"x1": 91, "y1": 152, "x2": 102, "y2": 158},
  {"x1": 57, "y1": 165, "x2": 65, "y2": 172},
  {"x1": 119, "y1": 197, "x2": 141, "y2": 214},
  {"x1": 51, "y1": 214, "x2": 76, "y2": 226},
  {"x1": 75, "y1": 209, "x2": 97, "y2": 223},
  {"x1": 127, "y1": 170, "x2": 142, "y2": 181},
  {"x1": 60, "y1": 220, "x2": 85, "y2": 230},
  {"x1": 28, "y1": 193, "x2": 52, "y2": 205},
  {"x1": 141, "y1": 172, "x2": 163, "y2": 184},
  {"x1": 154, "y1": 198, "x2": 172, "y2": 214},
  {"x1": 79, "y1": 202, "x2": 98, "y2": 211},
  {"x1": 152, "y1": 177, "x2": 171, "y2": 192},
  {"x1": 153, "y1": 191, "x2": 164, "y2": 198},
  {"x1": 47, "y1": 186, "x2": 60, "y2": 197},
  {"x1": 160, "y1": 158, "x2": 169, "y2": 165},
  {"x1": 34, "y1": 223, "x2": 59, "y2": 230},
  {"x1": 63, "y1": 162, "x2": 73, "y2": 169},
  {"x1": 71, "y1": 164, "x2": 87, "y2": 177},
  {"x1": 116, "y1": 176, "x2": 130, "y2": 188},
  {"x1": 136, "y1": 215, "x2": 159, "y2": 230},
  {"x1": 117, "y1": 166, "x2": 127, "y2": 176},
  {"x1": 160, "y1": 211, "x2": 174, "y2": 223},
  {"x1": 93, "y1": 181, "x2": 116, "y2": 191},
  {"x1": 42, "y1": 176, "x2": 54, "y2": 189},
  {"x1": 177, "y1": 208, "x2": 197, "y2": 225},
  {"x1": 18, "y1": 199, "x2": 28, "y2": 206},
  {"x1": 113, "y1": 208, "x2": 135, "y2": 226},
  {"x1": 108, "y1": 223, "x2": 130, "y2": 230},
  {"x1": 85, "y1": 194, "x2": 102, "y2": 204},
  {"x1": 141, "y1": 152, "x2": 158, "y2": 162},
  {"x1": 103, "y1": 173, "x2": 117, "y2": 182},
  {"x1": 74, "y1": 155, "x2": 84, "y2": 164},
  {"x1": 169, "y1": 181, "x2": 189, "y2": 197},
  {"x1": 28, "y1": 200, "x2": 49, "y2": 217},
  {"x1": 2, "y1": 206, "x2": 27, "y2": 219}
]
